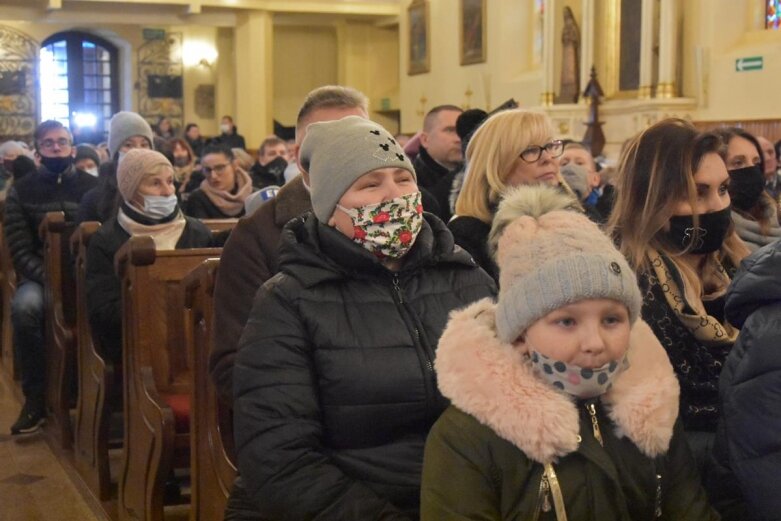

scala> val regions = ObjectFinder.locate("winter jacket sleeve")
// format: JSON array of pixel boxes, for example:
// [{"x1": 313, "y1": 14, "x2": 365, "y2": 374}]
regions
[
  {"x1": 420, "y1": 407, "x2": 503, "y2": 521},
  {"x1": 85, "y1": 227, "x2": 123, "y2": 365},
  {"x1": 720, "y1": 304, "x2": 781, "y2": 520},
  {"x1": 209, "y1": 212, "x2": 273, "y2": 404},
  {"x1": 233, "y1": 279, "x2": 411, "y2": 521},
  {"x1": 4, "y1": 186, "x2": 43, "y2": 283},
  {"x1": 183, "y1": 190, "x2": 211, "y2": 219},
  {"x1": 661, "y1": 420, "x2": 720, "y2": 521}
]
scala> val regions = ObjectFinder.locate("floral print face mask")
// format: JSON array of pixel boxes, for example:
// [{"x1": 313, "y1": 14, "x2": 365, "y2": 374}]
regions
[
  {"x1": 528, "y1": 349, "x2": 629, "y2": 399},
  {"x1": 336, "y1": 191, "x2": 424, "y2": 259}
]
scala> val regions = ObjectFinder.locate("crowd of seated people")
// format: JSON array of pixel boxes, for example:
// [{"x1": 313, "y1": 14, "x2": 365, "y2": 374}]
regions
[{"x1": 1, "y1": 84, "x2": 780, "y2": 521}]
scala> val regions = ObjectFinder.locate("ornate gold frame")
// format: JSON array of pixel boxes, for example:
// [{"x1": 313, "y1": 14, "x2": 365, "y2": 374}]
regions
[
  {"x1": 460, "y1": 0, "x2": 487, "y2": 66},
  {"x1": 408, "y1": 0, "x2": 430, "y2": 75}
]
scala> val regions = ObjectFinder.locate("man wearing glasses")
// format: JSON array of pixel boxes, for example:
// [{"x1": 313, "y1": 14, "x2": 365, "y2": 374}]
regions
[{"x1": 4, "y1": 120, "x2": 98, "y2": 434}]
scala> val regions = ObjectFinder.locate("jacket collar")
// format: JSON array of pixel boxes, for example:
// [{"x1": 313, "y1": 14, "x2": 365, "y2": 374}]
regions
[
  {"x1": 435, "y1": 299, "x2": 680, "y2": 464},
  {"x1": 273, "y1": 175, "x2": 312, "y2": 227},
  {"x1": 417, "y1": 146, "x2": 453, "y2": 177}
]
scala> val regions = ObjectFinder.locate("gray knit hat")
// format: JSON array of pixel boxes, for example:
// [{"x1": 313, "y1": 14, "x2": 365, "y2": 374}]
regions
[
  {"x1": 108, "y1": 111, "x2": 154, "y2": 158},
  {"x1": 492, "y1": 185, "x2": 642, "y2": 343},
  {"x1": 117, "y1": 148, "x2": 172, "y2": 202},
  {"x1": 299, "y1": 116, "x2": 415, "y2": 222}
]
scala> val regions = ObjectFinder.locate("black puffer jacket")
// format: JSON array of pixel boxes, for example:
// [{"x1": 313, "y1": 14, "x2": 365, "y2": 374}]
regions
[
  {"x1": 233, "y1": 212, "x2": 496, "y2": 521},
  {"x1": 448, "y1": 215, "x2": 497, "y2": 282},
  {"x1": 714, "y1": 240, "x2": 781, "y2": 520},
  {"x1": 85, "y1": 209, "x2": 213, "y2": 366},
  {"x1": 4, "y1": 164, "x2": 98, "y2": 283}
]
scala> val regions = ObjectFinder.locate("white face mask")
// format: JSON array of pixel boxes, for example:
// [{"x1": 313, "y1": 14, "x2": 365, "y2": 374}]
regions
[
  {"x1": 85, "y1": 167, "x2": 99, "y2": 177},
  {"x1": 141, "y1": 194, "x2": 178, "y2": 219},
  {"x1": 117, "y1": 151, "x2": 126, "y2": 164},
  {"x1": 220, "y1": 123, "x2": 231, "y2": 134}
]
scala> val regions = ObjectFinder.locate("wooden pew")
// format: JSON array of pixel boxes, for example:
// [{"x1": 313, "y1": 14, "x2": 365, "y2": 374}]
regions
[
  {"x1": 200, "y1": 218, "x2": 238, "y2": 233},
  {"x1": 70, "y1": 221, "x2": 118, "y2": 502},
  {"x1": 115, "y1": 236, "x2": 221, "y2": 521},
  {"x1": 182, "y1": 259, "x2": 237, "y2": 521},
  {"x1": 0, "y1": 199, "x2": 19, "y2": 381},
  {"x1": 39, "y1": 211, "x2": 78, "y2": 450}
]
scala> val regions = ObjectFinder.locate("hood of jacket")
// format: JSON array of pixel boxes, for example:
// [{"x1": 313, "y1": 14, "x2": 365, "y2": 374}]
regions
[
  {"x1": 277, "y1": 211, "x2": 478, "y2": 288},
  {"x1": 725, "y1": 239, "x2": 781, "y2": 327},
  {"x1": 435, "y1": 298, "x2": 680, "y2": 464}
]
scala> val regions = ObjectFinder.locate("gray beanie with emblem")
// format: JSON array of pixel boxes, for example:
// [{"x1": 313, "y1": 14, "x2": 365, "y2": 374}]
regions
[
  {"x1": 299, "y1": 116, "x2": 415, "y2": 222},
  {"x1": 108, "y1": 111, "x2": 155, "y2": 158}
]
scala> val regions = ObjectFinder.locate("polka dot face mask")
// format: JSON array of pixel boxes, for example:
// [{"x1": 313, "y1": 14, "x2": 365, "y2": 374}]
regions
[{"x1": 529, "y1": 350, "x2": 629, "y2": 399}]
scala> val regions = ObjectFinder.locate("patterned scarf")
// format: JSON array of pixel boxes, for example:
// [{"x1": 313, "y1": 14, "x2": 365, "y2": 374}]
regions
[
  {"x1": 199, "y1": 166, "x2": 252, "y2": 217},
  {"x1": 646, "y1": 248, "x2": 738, "y2": 346}
]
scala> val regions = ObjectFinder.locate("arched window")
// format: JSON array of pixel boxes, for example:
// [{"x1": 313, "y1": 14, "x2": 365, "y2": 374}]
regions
[{"x1": 39, "y1": 31, "x2": 119, "y2": 143}]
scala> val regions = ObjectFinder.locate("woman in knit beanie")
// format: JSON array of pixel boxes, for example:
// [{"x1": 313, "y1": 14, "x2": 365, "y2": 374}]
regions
[
  {"x1": 85, "y1": 148, "x2": 213, "y2": 366},
  {"x1": 184, "y1": 144, "x2": 253, "y2": 218},
  {"x1": 232, "y1": 116, "x2": 495, "y2": 520},
  {"x1": 421, "y1": 183, "x2": 718, "y2": 521},
  {"x1": 608, "y1": 119, "x2": 751, "y2": 481},
  {"x1": 449, "y1": 108, "x2": 581, "y2": 282}
]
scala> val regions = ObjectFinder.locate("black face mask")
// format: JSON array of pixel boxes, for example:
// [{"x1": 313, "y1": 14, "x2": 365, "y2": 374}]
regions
[
  {"x1": 40, "y1": 155, "x2": 73, "y2": 175},
  {"x1": 173, "y1": 156, "x2": 190, "y2": 168},
  {"x1": 260, "y1": 156, "x2": 287, "y2": 181},
  {"x1": 728, "y1": 164, "x2": 765, "y2": 212},
  {"x1": 666, "y1": 206, "x2": 732, "y2": 254}
]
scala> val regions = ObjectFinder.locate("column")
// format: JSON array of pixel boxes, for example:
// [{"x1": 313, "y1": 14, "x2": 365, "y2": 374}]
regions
[
  {"x1": 637, "y1": 0, "x2": 654, "y2": 99},
  {"x1": 234, "y1": 10, "x2": 274, "y2": 148},
  {"x1": 657, "y1": 0, "x2": 677, "y2": 98},
  {"x1": 541, "y1": 0, "x2": 558, "y2": 106},
  {"x1": 579, "y1": 0, "x2": 595, "y2": 102}
]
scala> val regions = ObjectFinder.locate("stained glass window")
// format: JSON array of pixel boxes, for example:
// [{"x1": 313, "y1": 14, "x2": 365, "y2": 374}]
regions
[{"x1": 768, "y1": 0, "x2": 781, "y2": 29}]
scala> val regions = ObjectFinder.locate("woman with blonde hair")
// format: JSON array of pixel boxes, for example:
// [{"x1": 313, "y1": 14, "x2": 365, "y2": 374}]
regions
[
  {"x1": 449, "y1": 109, "x2": 576, "y2": 280},
  {"x1": 608, "y1": 118, "x2": 750, "y2": 474}
]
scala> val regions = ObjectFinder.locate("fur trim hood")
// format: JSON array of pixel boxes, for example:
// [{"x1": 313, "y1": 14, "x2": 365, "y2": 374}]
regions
[{"x1": 436, "y1": 298, "x2": 680, "y2": 464}]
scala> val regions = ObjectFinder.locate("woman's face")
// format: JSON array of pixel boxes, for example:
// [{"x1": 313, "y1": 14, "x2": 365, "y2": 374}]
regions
[
  {"x1": 159, "y1": 119, "x2": 171, "y2": 132},
  {"x1": 131, "y1": 167, "x2": 175, "y2": 209},
  {"x1": 172, "y1": 143, "x2": 190, "y2": 163},
  {"x1": 329, "y1": 168, "x2": 418, "y2": 239},
  {"x1": 202, "y1": 152, "x2": 237, "y2": 191},
  {"x1": 725, "y1": 136, "x2": 761, "y2": 170},
  {"x1": 514, "y1": 299, "x2": 631, "y2": 368},
  {"x1": 672, "y1": 152, "x2": 731, "y2": 216},
  {"x1": 505, "y1": 138, "x2": 561, "y2": 188}
]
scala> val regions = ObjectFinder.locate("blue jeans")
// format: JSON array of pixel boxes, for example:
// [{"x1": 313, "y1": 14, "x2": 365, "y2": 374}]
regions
[{"x1": 11, "y1": 280, "x2": 44, "y2": 403}]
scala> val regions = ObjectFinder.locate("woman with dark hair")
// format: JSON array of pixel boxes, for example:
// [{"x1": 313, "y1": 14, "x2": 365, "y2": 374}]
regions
[
  {"x1": 712, "y1": 127, "x2": 781, "y2": 250},
  {"x1": 169, "y1": 137, "x2": 203, "y2": 201},
  {"x1": 184, "y1": 144, "x2": 252, "y2": 219},
  {"x1": 184, "y1": 123, "x2": 205, "y2": 158},
  {"x1": 155, "y1": 116, "x2": 175, "y2": 139},
  {"x1": 608, "y1": 119, "x2": 750, "y2": 474}
]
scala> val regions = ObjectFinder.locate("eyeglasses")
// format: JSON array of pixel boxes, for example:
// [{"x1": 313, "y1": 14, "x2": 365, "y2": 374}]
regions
[
  {"x1": 38, "y1": 138, "x2": 72, "y2": 150},
  {"x1": 519, "y1": 140, "x2": 564, "y2": 163},
  {"x1": 202, "y1": 163, "x2": 230, "y2": 175}
]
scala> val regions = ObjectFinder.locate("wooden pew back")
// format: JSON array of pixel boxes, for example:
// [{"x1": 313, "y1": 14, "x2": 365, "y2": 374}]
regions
[{"x1": 0, "y1": 199, "x2": 18, "y2": 381}]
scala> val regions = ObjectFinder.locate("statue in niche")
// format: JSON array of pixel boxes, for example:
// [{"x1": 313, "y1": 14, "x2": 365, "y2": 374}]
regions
[{"x1": 556, "y1": 6, "x2": 580, "y2": 104}]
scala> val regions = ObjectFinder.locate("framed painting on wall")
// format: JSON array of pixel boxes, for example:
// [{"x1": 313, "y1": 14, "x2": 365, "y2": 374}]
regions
[
  {"x1": 408, "y1": 0, "x2": 430, "y2": 75},
  {"x1": 460, "y1": 0, "x2": 486, "y2": 65}
]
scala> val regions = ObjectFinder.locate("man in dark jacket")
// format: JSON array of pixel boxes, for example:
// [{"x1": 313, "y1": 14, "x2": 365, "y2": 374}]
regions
[
  {"x1": 5, "y1": 120, "x2": 98, "y2": 434},
  {"x1": 712, "y1": 240, "x2": 781, "y2": 520},
  {"x1": 249, "y1": 135, "x2": 288, "y2": 189},
  {"x1": 414, "y1": 104, "x2": 463, "y2": 222},
  {"x1": 215, "y1": 115, "x2": 246, "y2": 150}
]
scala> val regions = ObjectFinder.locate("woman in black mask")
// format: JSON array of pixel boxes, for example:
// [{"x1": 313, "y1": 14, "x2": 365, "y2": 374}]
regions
[
  {"x1": 712, "y1": 128, "x2": 781, "y2": 251},
  {"x1": 608, "y1": 119, "x2": 750, "y2": 479}
]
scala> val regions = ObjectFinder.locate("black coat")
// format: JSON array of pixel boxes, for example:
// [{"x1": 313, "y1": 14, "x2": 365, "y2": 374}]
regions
[
  {"x1": 215, "y1": 131, "x2": 246, "y2": 150},
  {"x1": 184, "y1": 188, "x2": 245, "y2": 219},
  {"x1": 447, "y1": 215, "x2": 497, "y2": 282},
  {"x1": 413, "y1": 147, "x2": 458, "y2": 223},
  {"x1": 714, "y1": 241, "x2": 781, "y2": 520},
  {"x1": 639, "y1": 258, "x2": 734, "y2": 433},
  {"x1": 85, "y1": 212, "x2": 213, "y2": 365},
  {"x1": 4, "y1": 164, "x2": 98, "y2": 283},
  {"x1": 233, "y1": 213, "x2": 496, "y2": 520},
  {"x1": 77, "y1": 161, "x2": 119, "y2": 224}
]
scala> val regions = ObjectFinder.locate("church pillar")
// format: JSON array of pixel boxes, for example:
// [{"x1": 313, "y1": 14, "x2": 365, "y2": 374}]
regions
[
  {"x1": 579, "y1": 0, "x2": 595, "y2": 102},
  {"x1": 657, "y1": 0, "x2": 677, "y2": 98},
  {"x1": 234, "y1": 10, "x2": 274, "y2": 148},
  {"x1": 541, "y1": 0, "x2": 558, "y2": 106},
  {"x1": 637, "y1": 0, "x2": 654, "y2": 99}
]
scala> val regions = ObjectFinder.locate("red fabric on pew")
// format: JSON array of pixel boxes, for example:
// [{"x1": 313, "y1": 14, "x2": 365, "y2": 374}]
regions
[{"x1": 161, "y1": 394, "x2": 190, "y2": 433}]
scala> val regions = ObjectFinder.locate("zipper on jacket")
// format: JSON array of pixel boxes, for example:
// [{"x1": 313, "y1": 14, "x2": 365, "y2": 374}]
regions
[
  {"x1": 653, "y1": 473, "x2": 662, "y2": 518},
  {"x1": 392, "y1": 273, "x2": 405, "y2": 304},
  {"x1": 534, "y1": 470, "x2": 552, "y2": 520},
  {"x1": 586, "y1": 402, "x2": 604, "y2": 447}
]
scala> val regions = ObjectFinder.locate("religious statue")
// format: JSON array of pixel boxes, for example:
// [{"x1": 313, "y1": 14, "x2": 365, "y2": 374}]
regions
[{"x1": 556, "y1": 6, "x2": 580, "y2": 104}]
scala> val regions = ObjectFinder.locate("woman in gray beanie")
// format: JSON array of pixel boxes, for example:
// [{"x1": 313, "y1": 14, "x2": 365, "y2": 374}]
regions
[
  {"x1": 85, "y1": 148, "x2": 213, "y2": 367},
  {"x1": 231, "y1": 116, "x2": 496, "y2": 521}
]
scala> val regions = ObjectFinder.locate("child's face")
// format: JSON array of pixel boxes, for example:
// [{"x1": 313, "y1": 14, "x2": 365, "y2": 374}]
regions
[{"x1": 514, "y1": 299, "x2": 631, "y2": 369}]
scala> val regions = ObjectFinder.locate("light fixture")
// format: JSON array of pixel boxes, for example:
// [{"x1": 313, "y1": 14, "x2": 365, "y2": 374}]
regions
[{"x1": 183, "y1": 40, "x2": 218, "y2": 68}]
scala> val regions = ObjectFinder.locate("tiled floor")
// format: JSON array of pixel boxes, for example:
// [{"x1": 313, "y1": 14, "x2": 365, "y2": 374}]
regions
[{"x1": 0, "y1": 369, "x2": 106, "y2": 521}]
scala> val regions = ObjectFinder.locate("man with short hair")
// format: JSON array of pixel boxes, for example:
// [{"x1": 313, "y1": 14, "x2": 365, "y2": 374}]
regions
[
  {"x1": 415, "y1": 104, "x2": 463, "y2": 221},
  {"x1": 249, "y1": 136, "x2": 289, "y2": 189},
  {"x1": 757, "y1": 135, "x2": 781, "y2": 201},
  {"x1": 5, "y1": 120, "x2": 98, "y2": 434},
  {"x1": 560, "y1": 141, "x2": 615, "y2": 221},
  {"x1": 217, "y1": 115, "x2": 246, "y2": 150}
]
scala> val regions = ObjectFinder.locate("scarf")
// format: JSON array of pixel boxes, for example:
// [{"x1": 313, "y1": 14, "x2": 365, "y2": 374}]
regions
[
  {"x1": 646, "y1": 248, "x2": 738, "y2": 347},
  {"x1": 117, "y1": 207, "x2": 187, "y2": 250},
  {"x1": 731, "y1": 209, "x2": 781, "y2": 251},
  {"x1": 199, "y1": 166, "x2": 252, "y2": 217}
]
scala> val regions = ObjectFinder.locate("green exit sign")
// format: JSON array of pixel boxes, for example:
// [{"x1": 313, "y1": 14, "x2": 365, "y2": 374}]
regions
[
  {"x1": 143, "y1": 28, "x2": 166, "y2": 41},
  {"x1": 735, "y1": 56, "x2": 763, "y2": 72}
]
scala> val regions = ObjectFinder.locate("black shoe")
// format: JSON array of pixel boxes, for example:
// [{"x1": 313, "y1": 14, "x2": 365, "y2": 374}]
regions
[{"x1": 10, "y1": 401, "x2": 45, "y2": 435}]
